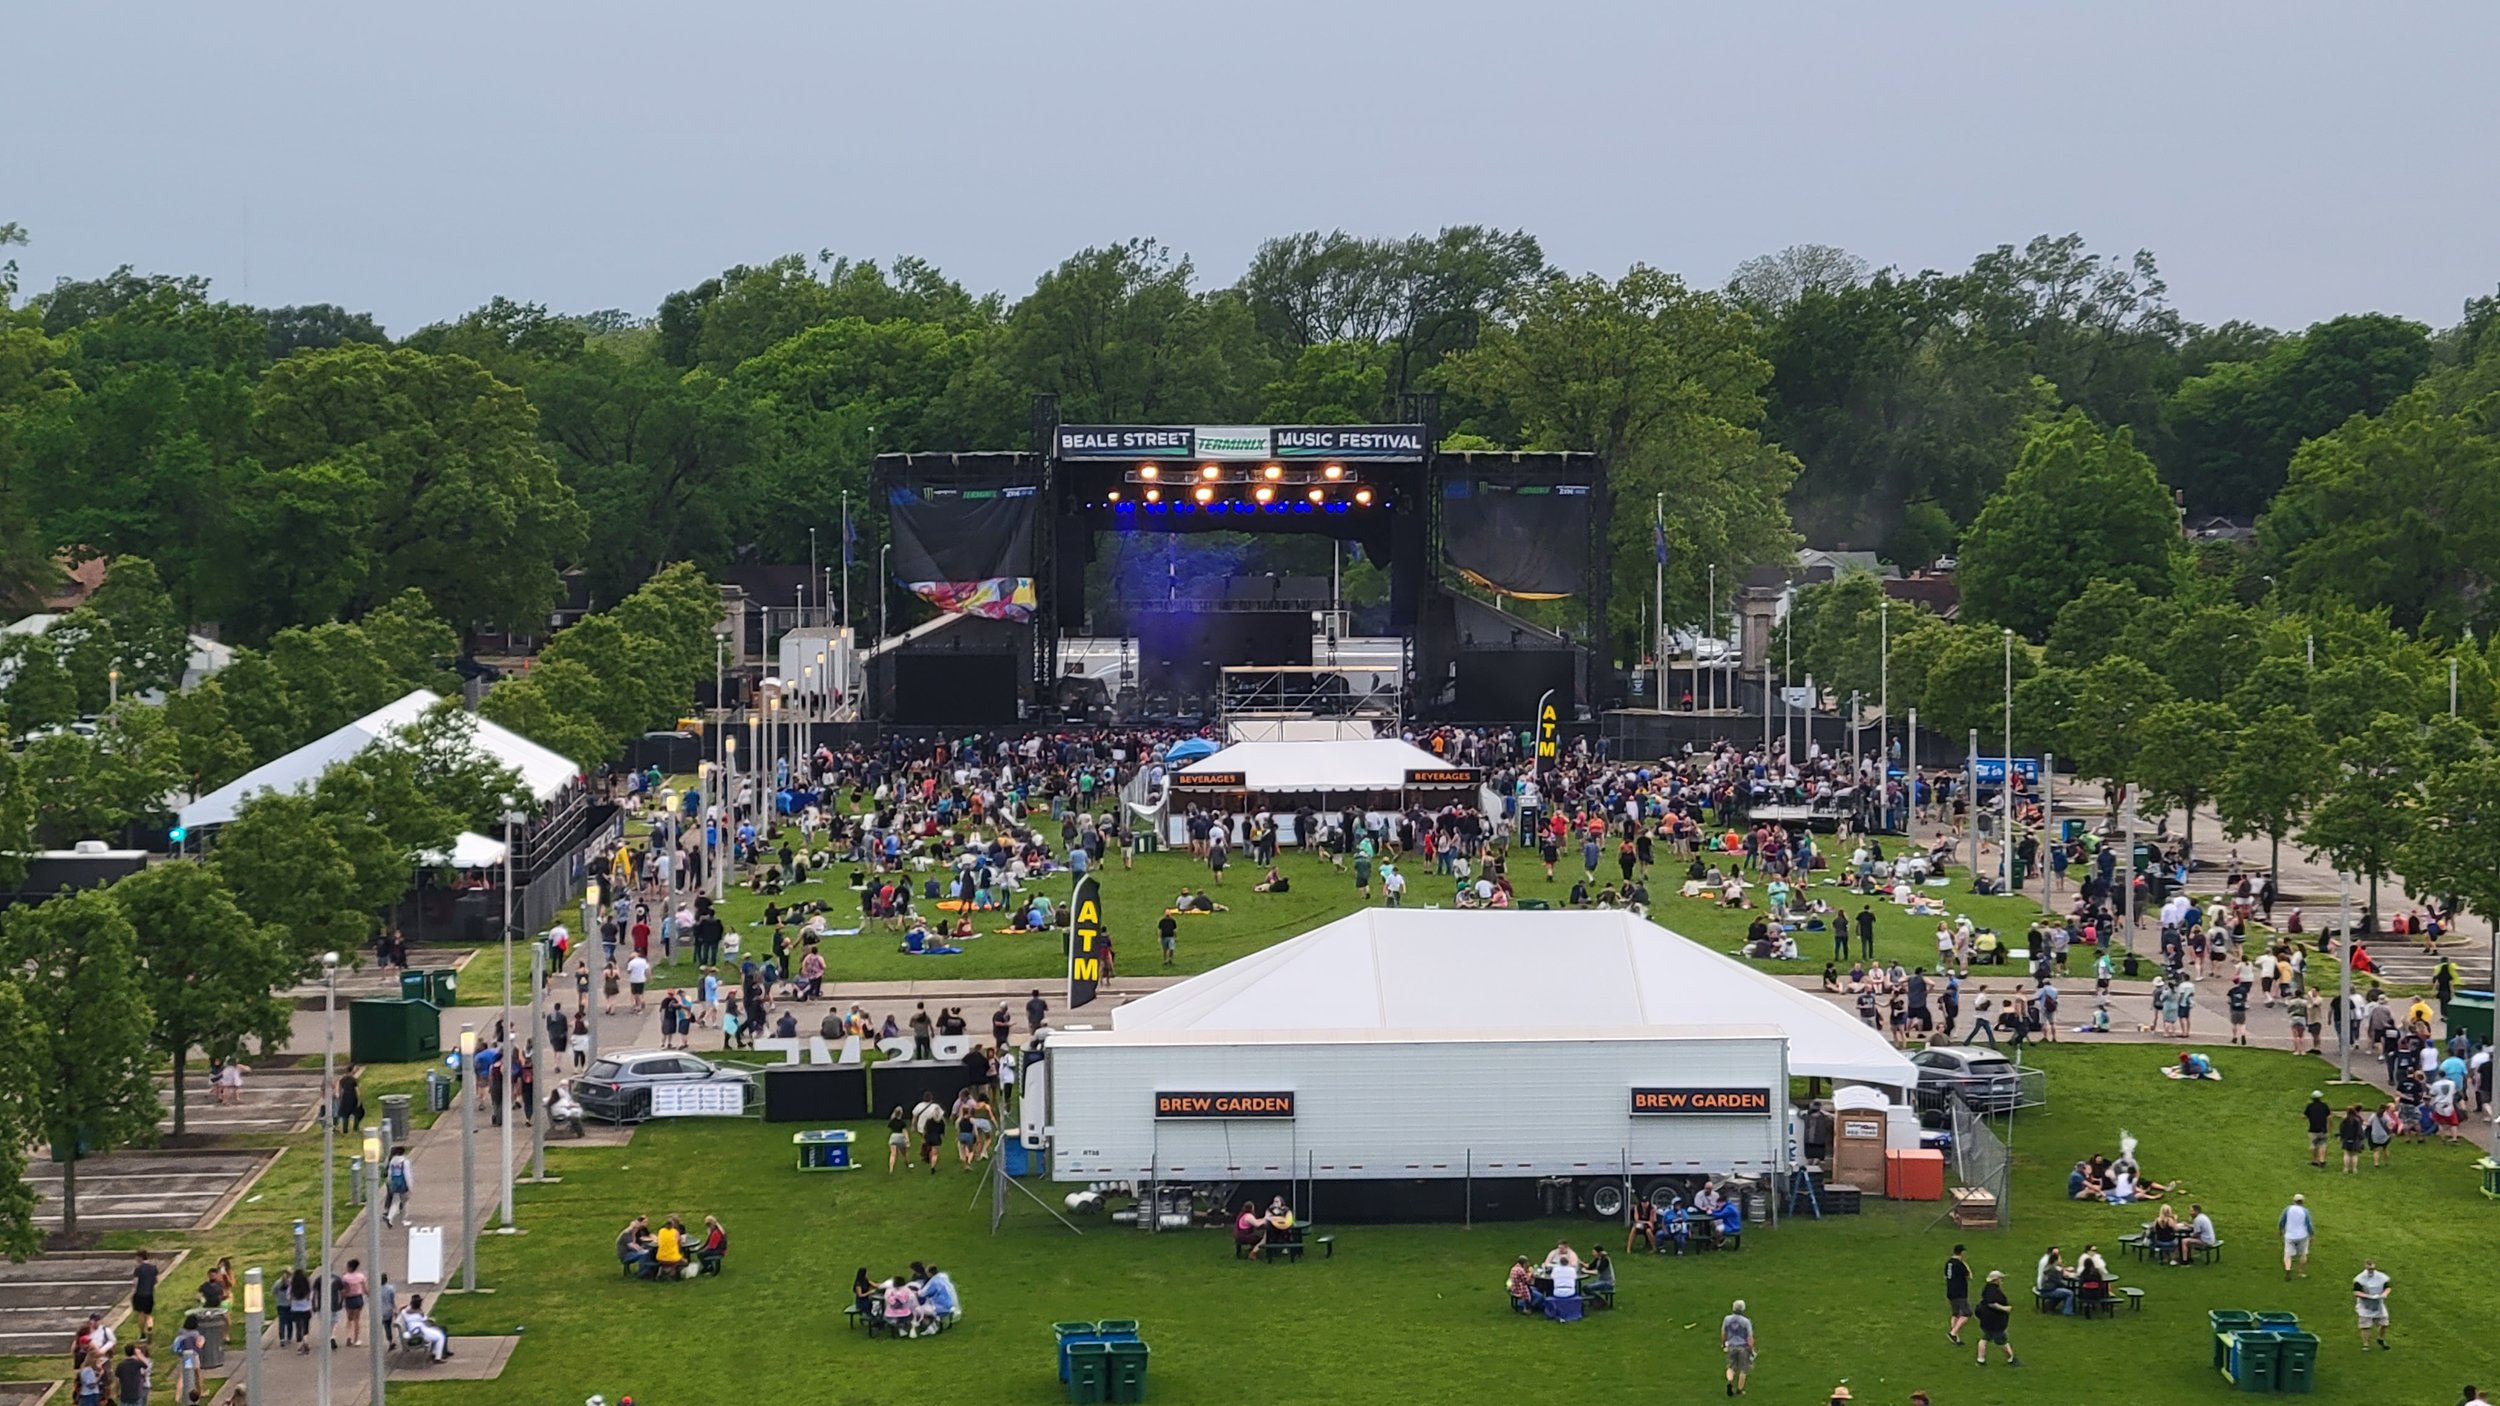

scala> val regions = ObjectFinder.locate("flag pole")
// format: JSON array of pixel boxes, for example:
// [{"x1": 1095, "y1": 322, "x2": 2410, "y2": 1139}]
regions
[{"x1": 1654, "y1": 495, "x2": 1667, "y2": 714}]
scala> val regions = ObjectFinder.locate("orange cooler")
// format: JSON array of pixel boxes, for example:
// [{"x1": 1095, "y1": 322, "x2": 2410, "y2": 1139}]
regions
[{"x1": 1884, "y1": 1148, "x2": 1946, "y2": 1201}]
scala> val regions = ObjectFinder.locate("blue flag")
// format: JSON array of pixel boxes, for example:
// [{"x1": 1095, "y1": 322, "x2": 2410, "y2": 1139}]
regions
[
  {"x1": 843, "y1": 504, "x2": 857, "y2": 569},
  {"x1": 1653, "y1": 512, "x2": 1669, "y2": 566}
]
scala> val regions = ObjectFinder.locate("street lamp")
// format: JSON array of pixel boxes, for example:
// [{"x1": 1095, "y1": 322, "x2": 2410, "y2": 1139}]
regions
[
  {"x1": 243, "y1": 1268, "x2": 265, "y2": 1406},
  {"x1": 722, "y1": 738, "x2": 739, "y2": 898},
  {"x1": 458, "y1": 1024, "x2": 477, "y2": 1292},
  {"x1": 319, "y1": 951, "x2": 338, "y2": 1406},
  {"x1": 583, "y1": 880, "x2": 603, "y2": 1063},
  {"x1": 363, "y1": 1129, "x2": 385, "y2": 1406},
  {"x1": 499, "y1": 808, "x2": 526, "y2": 1229}
]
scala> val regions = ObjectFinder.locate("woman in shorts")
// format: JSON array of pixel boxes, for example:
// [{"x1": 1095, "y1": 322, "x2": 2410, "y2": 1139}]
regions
[
  {"x1": 955, "y1": 1094, "x2": 979, "y2": 1169},
  {"x1": 887, "y1": 1106, "x2": 909, "y2": 1172}
]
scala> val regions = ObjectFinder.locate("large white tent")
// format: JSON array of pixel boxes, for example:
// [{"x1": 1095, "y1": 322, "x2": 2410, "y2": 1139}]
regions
[
  {"x1": 179, "y1": 690, "x2": 579, "y2": 830},
  {"x1": 1176, "y1": 737, "x2": 1466, "y2": 793},
  {"x1": 1107, "y1": 908, "x2": 1918, "y2": 1089}
]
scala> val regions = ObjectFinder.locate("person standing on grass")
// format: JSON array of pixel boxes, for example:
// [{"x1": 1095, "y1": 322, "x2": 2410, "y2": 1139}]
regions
[
  {"x1": 2281, "y1": 1193, "x2": 2316, "y2": 1278},
  {"x1": 1973, "y1": 1269, "x2": 2021, "y2": 1366},
  {"x1": 2353, "y1": 1258, "x2": 2393, "y2": 1349},
  {"x1": 1858, "y1": 905, "x2": 1877, "y2": 961},
  {"x1": 1159, "y1": 912, "x2": 1178, "y2": 966},
  {"x1": 1720, "y1": 1298, "x2": 1755, "y2": 1397},
  {"x1": 1942, "y1": 1244, "x2": 1972, "y2": 1343},
  {"x1": 2305, "y1": 1091, "x2": 2334, "y2": 1168}
]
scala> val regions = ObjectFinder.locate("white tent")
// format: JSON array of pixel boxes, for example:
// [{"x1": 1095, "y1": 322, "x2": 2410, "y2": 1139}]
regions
[
  {"x1": 422, "y1": 832, "x2": 511, "y2": 869},
  {"x1": 1177, "y1": 738, "x2": 1466, "y2": 793},
  {"x1": 179, "y1": 690, "x2": 579, "y2": 830},
  {"x1": 1108, "y1": 908, "x2": 1918, "y2": 1089}
]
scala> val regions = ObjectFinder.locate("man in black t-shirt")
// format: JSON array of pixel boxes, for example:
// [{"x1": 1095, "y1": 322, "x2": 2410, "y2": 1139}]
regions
[
  {"x1": 113, "y1": 1344, "x2": 150, "y2": 1406},
  {"x1": 1943, "y1": 1245, "x2": 1972, "y2": 1344},
  {"x1": 129, "y1": 1250, "x2": 158, "y2": 1338}
]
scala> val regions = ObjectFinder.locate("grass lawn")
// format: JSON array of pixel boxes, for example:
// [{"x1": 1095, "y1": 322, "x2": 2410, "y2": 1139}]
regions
[{"x1": 412, "y1": 1042, "x2": 2499, "y2": 1406}]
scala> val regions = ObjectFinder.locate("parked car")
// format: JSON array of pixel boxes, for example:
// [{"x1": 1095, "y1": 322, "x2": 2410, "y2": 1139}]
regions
[
  {"x1": 571, "y1": 1049, "x2": 756, "y2": 1123},
  {"x1": 1908, "y1": 1046, "x2": 2022, "y2": 1114}
]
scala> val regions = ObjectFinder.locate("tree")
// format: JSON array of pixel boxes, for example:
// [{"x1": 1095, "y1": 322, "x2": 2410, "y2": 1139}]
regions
[
  {"x1": 2305, "y1": 712, "x2": 2425, "y2": 928},
  {"x1": 2131, "y1": 700, "x2": 2236, "y2": 861},
  {"x1": 211, "y1": 790, "x2": 383, "y2": 969},
  {"x1": 2163, "y1": 313, "x2": 2433, "y2": 516},
  {"x1": 2214, "y1": 706, "x2": 2329, "y2": 886},
  {"x1": 1726, "y1": 244, "x2": 1870, "y2": 315},
  {"x1": 2402, "y1": 751, "x2": 2500, "y2": 939},
  {"x1": 1005, "y1": 240, "x2": 1272, "y2": 424},
  {"x1": 2068, "y1": 656, "x2": 2175, "y2": 798},
  {"x1": 247, "y1": 343, "x2": 589, "y2": 634},
  {"x1": 0, "y1": 980, "x2": 45, "y2": 1259},
  {"x1": 1957, "y1": 412, "x2": 2179, "y2": 638},
  {"x1": 255, "y1": 303, "x2": 389, "y2": 361},
  {"x1": 160, "y1": 679, "x2": 255, "y2": 796},
  {"x1": 4, "y1": 889, "x2": 158, "y2": 1239},
  {"x1": 112, "y1": 862, "x2": 296, "y2": 1135},
  {"x1": 1238, "y1": 226, "x2": 1546, "y2": 396},
  {"x1": 52, "y1": 555, "x2": 190, "y2": 704},
  {"x1": 0, "y1": 633, "x2": 77, "y2": 737},
  {"x1": 0, "y1": 747, "x2": 32, "y2": 891},
  {"x1": 2044, "y1": 579, "x2": 2157, "y2": 669},
  {"x1": 1917, "y1": 625, "x2": 2036, "y2": 743}
]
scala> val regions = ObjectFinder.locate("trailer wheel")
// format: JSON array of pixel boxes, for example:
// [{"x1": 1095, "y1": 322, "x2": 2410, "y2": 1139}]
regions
[
  {"x1": 1584, "y1": 1181, "x2": 1627, "y2": 1219},
  {"x1": 1641, "y1": 1180, "x2": 1684, "y2": 1210}
]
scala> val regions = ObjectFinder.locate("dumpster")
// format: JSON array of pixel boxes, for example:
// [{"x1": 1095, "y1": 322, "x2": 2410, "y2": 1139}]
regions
[
  {"x1": 1107, "y1": 1341, "x2": 1150, "y2": 1403},
  {"x1": 425, "y1": 968, "x2": 460, "y2": 1006},
  {"x1": 2224, "y1": 1333, "x2": 2281, "y2": 1391},
  {"x1": 349, "y1": 998, "x2": 442, "y2": 1064},
  {"x1": 425, "y1": 1070, "x2": 454, "y2": 1113},
  {"x1": 2275, "y1": 1331, "x2": 2319, "y2": 1393},
  {"x1": 380, "y1": 1094, "x2": 412, "y2": 1147},
  {"x1": 2444, "y1": 991, "x2": 2493, "y2": 1046},
  {"x1": 1065, "y1": 1342, "x2": 1111, "y2": 1405},
  {"x1": 399, "y1": 971, "x2": 429, "y2": 1001},
  {"x1": 194, "y1": 1310, "x2": 228, "y2": 1369},
  {"x1": 1055, "y1": 1322, "x2": 1099, "y2": 1383}
]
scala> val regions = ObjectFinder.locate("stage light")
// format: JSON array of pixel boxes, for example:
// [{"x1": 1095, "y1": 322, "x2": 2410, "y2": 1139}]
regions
[
  {"x1": 1354, "y1": 488, "x2": 1373, "y2": 505},
  {"x1": 1138, "y1": 464, "x2": 1159, "y2": 480},
  {"x1": 1307, "y1": 487, "x2": 1326, "y2": 504},
  {"x1": 1263, "y1": 464, "x2": 1283, "y2": 480},
  {"x1": 1143, "y1": 487, "x2": 1160, "y2": 502},
  {"x1": 1254, "y1": 485, "x2": 1274, "y2": 503},
  {"x1": 1194, "y1": 485, "x2": 1216, "y2": 503},
  {"x1": 1107, "y1": 489, "x2": 1122, "y2": 502},
  {"x1": 1323, "y1": 464, "x2": 1345, "y2": 480},
  {"x1": 1200, "y1": 464, "x2": 1221, "y2": 480}
]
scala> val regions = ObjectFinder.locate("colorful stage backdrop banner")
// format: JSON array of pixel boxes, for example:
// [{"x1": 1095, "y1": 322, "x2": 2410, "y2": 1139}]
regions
[{"x1": 888, "y1": 482, "x2": 1039, "y2": 620}]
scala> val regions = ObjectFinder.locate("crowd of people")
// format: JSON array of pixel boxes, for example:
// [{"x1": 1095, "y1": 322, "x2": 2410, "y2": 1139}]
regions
[
  {"x1": 615, "y1": 1212, "x2": 730, "y2": 1281},
  {"x1": 855, "y1": 1263, "x2": 962, "y2": 1338}
]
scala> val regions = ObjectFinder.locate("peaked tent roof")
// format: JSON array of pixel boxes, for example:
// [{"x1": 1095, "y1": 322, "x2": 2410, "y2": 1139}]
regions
[
  {"x1": 179, "y1": 690, "x2": 579, "y2": 830},
  {"x1": 1178, "y1": 737, "x2": 1460, "y2": 792},
  {"x1": 1108, "y1": 908, "x2": 1918, "y2": 1088}
]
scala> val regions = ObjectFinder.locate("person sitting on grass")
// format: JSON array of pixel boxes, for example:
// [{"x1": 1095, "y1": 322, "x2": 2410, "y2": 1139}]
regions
[{"x1": 1252, "y1": 866, "x2": 1291, "y2": 894}]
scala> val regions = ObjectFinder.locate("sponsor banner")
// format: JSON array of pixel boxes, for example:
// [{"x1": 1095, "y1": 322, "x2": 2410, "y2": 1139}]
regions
[
  {"x1": 1405, "y1": 768, "x2": 1480, "y2": 786},
  {"x1": 1970, "y1": 757, "x2": 2041, "y2": 785},
  {"x1": 1191, "y1": 425, "x2": 1273, "y2": 460},
  {"x1": 1171, "y1": 771, "x2": 1245, "y2": 788},
  {"x1": 1535, "y1": 693, "x2": 1560, "y2": 774},
  {"x1": 1056, "y1": 426, "x2": 1196, "y2": 459},
  {"x1": 1155, "y1": 1091, "x2": 1297, "y2": 1119},
  {"x1": 1273, "y1": 425, "x2": 1429, "y2": 460},
  {"x1": 1055, "y1": 425, "x2": 1430, "y2": 462},
  {"x1": 649, "y1": 1082, "x2": 747, "y2": 1117},
  {"x1": 1069, "y1": 879, "x2": 1105, "y2": 1008},
  {"x1": 1630, "y1": 1087, "x2": 1773, "y2": 1115}
]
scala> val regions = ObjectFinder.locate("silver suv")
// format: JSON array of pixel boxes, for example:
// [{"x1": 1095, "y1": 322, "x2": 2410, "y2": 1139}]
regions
[{"x1": 570, "y1": 1049, "x2": 756, "y2": 1123}]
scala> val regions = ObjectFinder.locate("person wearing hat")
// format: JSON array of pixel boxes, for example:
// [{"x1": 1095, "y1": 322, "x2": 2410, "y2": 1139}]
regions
[
  {"x1": 2280, "y1": 1193, "x2": 2316, "y2": 1278},
  {"x1": 1974, "y1": 1269, "x2": 2021, "y2": 1366},
  {"x1": 2305, "y1": 1089, "x2": 2334, "y2": 1168},
  {"x1": 1828, "y1": 1387, "x2": 1853, "y2": 1405}
]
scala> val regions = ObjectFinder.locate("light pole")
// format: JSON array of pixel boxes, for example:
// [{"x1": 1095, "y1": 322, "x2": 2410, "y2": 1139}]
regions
[
  {"x1": 2336, "y1": 877, "x2": 2355, "y2": 1085},
  {"x1": 1966, "y1": 729, "x2": 1980, "y2": 882},
  {"x1": 2121, "y1": 793, "x2": 2139, "y2": 950},
  {"x1": 1906, "y1": 707, "x2": 1920, "y2": 844},
  {"x1": 1879, "y1": 598, "x2": 1889, "y2": 765},
  {"x1": 2041, "y1": 752, "x2": 2058, "y2": 914},
  {"x1": 529, "y1": 931, "x2": 548, "y2": 1182},
  {"x1": 2002, "y1": 629, "x2": 2014, "y2": 894},
  {"x1": 319, "y1": 951, "x2": 338, "y2": 1406},
  {"x1": 243, "y1": 1268, "x2": 264, "y2": 1406},
  {"x1": 583, "y1": 881, "x2": 603, "y2": 1064},
  {"x1": 499, "y1": 809, "x2": 524, "y2": 1228},
  {"x1": 1706, "y1": 563, "x2": 1717, "y2": 711},
  {"x1": 459, "y1": 1024, "x2": 477, "y2": 1293},
  {"x1": 108, "y1": 665, "x2": 119, "y2": 710},
  {"x1": 364, "y1": 1129, "x2": 385, "y2": 1406},
  {"x1": 880, "y1": 543, "x2": 892, "y2": 644},
  {"x1": 722, "y1": 737, "x2": 739, "y2": 897}
]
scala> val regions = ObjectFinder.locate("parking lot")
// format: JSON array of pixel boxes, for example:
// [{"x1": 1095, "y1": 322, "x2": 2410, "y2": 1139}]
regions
[
  {"x1": 160, "y1": 1066, "x2": 325, "y2": 1139},
  {"x1": 0, "y1": 1252, "x2": 187, "y2": 1357},
  {"x1": 27, "y1": 1149, "x2": 277, "y2": 1236}
]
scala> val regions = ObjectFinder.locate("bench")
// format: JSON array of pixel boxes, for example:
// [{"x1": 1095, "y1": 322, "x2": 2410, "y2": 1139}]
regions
[
  {"x1": 2120, "y1": 1287, "x2": 2146, "y2": 1312},
  {"x1": 2189, "y1": 1239, "x2": 2223, "y2": 1265}
]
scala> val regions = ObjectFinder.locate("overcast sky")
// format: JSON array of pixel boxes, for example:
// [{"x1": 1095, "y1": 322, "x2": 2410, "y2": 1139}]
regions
[{"x1": 7, "y1": 1, "x2": 2496, "y2": 336}]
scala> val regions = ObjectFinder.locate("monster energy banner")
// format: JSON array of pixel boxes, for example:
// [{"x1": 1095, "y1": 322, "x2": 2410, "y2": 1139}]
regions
[
  {"x1": 1440, "y1": 471, "x2": 1593, "y2": 599},
  {"x1": 1053, "y1": 424, "x2": 1428, "y2": 462},
  {"x1": 888, "y1": 482, "x2": 1039, "y2": 620},
  {"x1": 1067, "y1": 878, "x2": 1105, "y2": 1009}
]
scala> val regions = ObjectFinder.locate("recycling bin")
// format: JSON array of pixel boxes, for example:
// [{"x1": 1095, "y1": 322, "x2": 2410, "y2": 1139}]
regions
[
  {"x1": 2275, "y1": 1332, "x2": 2319, "y2": 1393},
  {"x1": 1107, "y1": 1341, "x2": 1150, "y2": 1403},
  {"x1": 426, "y1": 968, "x2": 460, "y2": 1006},
  {"x1": 1065, "y1": 1342, "x2": 1111, "y2": 1404}
]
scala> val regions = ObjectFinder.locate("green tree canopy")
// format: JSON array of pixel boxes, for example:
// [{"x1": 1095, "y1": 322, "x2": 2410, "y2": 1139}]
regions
[
  {"x1": 4, "y1": 888, "x2": 158, "y2": 1238},
  {"x1": 1957, "y1": 412, "x2": 2180, "y2": 639},
  {"x1": 113, "y1": 860, "x2": 297, "y2": 1135}
]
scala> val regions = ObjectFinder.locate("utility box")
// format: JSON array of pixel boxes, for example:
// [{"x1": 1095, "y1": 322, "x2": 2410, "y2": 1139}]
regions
[{"x1": 349, "y1": 999, "x2": 442, "y2": 1064}]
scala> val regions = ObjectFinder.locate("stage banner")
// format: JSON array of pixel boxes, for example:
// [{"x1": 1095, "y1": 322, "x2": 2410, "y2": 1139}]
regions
[
  {"x1": 889, "y1": 482, "x2": 1039, "y2": 620},
  {"x1": 1055, "y1": 426, "x2": 1195, "y2": 460},
  {"x1": 1440, "y1": 471, "x2": 1592, "y2": 599},
  {"x1": 1273, "y1": 425, "x2": 1428, "y2": 460},
  {"x1": 1068, "y1": 877, "x2": 1105, "y2": 1009}
]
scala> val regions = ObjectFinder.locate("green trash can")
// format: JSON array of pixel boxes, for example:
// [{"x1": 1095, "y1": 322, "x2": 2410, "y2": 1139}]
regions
[
  {"x1": 2253, "y1": 1312, "x2": 2300, "y2": 1334},
  {"x1": 1095, "y1": 1319, "x2": 1140, "y2": 1343},
  {"x1": 2443, "y1": 992, "x2": 2493, "y2": 1046},
  {"x1": 426, "y1": 968, "x2": 460, "y2": 1006},
  {"x1": 1065, "y1": 1342, "x2": 1111, "y2": 1405},
  {"x1": 1107, "y1": 1341, "x2": 1150, "y2": 1403},
  {"x1": 2275, "y1": 1331, "x2": 2319, "y2": 1393},
  {"x1": 2210, "y1": 1313, "x2": 2255, "y2": 1367},
  {"x1": 399, "y1": 970, "x2": 430, "y2": 1002},
  {"x1": 1055, "y1": 1323, "x2": 1099, "y2": 1383},
  {"x1": 2226, "y1": 1333, "x2": 2281, "y2": 1391},
  {"x1": 350, "y1": 998, "x2": 443, "y2": 1064}
]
